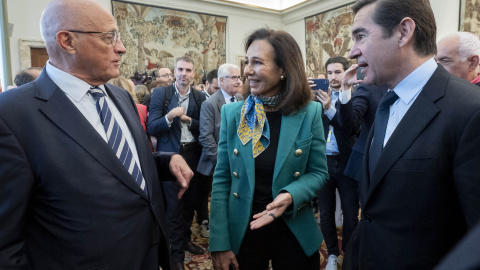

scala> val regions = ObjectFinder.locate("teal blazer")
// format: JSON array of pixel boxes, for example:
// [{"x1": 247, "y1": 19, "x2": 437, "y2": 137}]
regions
[{"x1": 209, "y1": 101, "x2": 329, "y2": 256}]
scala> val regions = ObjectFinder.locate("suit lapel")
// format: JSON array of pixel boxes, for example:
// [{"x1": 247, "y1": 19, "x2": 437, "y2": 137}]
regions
[
  {"x1": 37, "y1": 74, "x2": 148, "y2": 200},
  {"x1": 216, "y1": 91, "x2": 226, "y2": 114},
  {"x1": 273, "y1": 110, "x2": 306, "y2": 181},
  {"x1": 235, "y1": 108, "x2": 256, "y2": 193},
  {"x1": 365, "y1": 66, "x2": 446, "y2": 203}
]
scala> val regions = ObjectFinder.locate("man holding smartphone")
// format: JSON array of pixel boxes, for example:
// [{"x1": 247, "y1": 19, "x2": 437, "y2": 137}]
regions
[{"x1": 314, "y1": 56, "x2": 359, "y2": 270}]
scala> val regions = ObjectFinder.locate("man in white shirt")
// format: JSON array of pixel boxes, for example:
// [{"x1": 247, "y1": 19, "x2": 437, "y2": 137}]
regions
[{"x1": 0, "y1": 0, "x2": 192, "y2": 269}]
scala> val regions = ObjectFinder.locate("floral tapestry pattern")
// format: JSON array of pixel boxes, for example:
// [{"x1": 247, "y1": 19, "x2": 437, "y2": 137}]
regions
[
  {"x1": 305, "y1": 3, "x2": 355, "y2": 78},
  {"x1": 460, "y1": 0, "x2": 480, "y2": 35},
  {"x1": 112, "y1": 0, "x2": 227, "y2": 83}
]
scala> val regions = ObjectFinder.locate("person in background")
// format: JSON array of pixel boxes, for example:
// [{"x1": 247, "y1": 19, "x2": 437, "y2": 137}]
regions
[
  {"x1": 135, "y1": 84, "x2": 150, "y2": 104},
  {"x1": 196, "y1": 64, "x2": 244, "y2": 239},
  {"x1": 148, "y1": 55, "x2": 206, "y2": 270},
  {"x1": 0, "y1": 0, "x2": 193, "y2": 268},
  {"x1": 313, "y1": 56, "x2": 358, "y2": 270},
  {"x1": 202, "y1": 69, "x2": 220, "y2": 98},
  {"x1": 209, "y1": 28, "x2": 328, "y2": 270},
  {"x1": 436, "y1": 31, "x2": 480, "y2": 86},
  {"x1": 155, "y1": 67, "x2": 174, "y2": 85},
  {"x1": 14, "y1": 67, "x2": 42, "y2": 87}
]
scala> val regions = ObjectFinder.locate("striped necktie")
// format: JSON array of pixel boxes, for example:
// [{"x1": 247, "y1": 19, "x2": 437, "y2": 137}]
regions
[{"x1": 89, "y1": 87, "x2": 147, "y2": 193}]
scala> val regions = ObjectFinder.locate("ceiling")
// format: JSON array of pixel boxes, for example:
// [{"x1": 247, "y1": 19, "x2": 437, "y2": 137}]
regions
[{"x1": 200, "y1": 0, "x2": 315, "y2": 12}]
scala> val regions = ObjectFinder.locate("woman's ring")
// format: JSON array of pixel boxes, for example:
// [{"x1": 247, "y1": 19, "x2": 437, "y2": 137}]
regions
[{"x1": 269, "y1": 213, "x2": 277, "y2": 221}]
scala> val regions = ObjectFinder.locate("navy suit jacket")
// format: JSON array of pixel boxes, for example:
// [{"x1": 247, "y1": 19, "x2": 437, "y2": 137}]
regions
[
  {"x1": 0, "y1": 70, "x2": 171, "y2": 269},
  {"x1": 147, "y1": 84, "x2": 206, "y2": 152},
  {"x1": 354, "y1": 66, "x2": 480, "y2": 269},
  {"x1": 339, "y1": 84, "x2": 388, "y2": 181},
  {"x1": 321, "y1": 98, "x2": 356, "y2": 164}
]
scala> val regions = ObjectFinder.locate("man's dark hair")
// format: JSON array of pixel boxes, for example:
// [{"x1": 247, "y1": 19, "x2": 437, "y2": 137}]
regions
[
  {"x1": 352, "y1": 0, "x2": 436, "y2": 57},
  {"x1": 206, "y1": 69, "x2": 218, "y2": 84},
  {"x1": 175, "y1": 55, "x2": 195, "y2": 68},
  {"x1": 14, "y1": 67, "x2": 42, "y2": 87},
  {"x1": 325, "y1": 56, "x2": 350, "y2": 72}
]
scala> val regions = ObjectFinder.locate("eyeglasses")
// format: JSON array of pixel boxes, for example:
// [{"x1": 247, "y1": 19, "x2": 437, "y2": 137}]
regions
[
  {"x1": 159, "y1": 73, "x2": 174, "y2": 78},
  {"x1": 224, "y1": 76, "x2": 243, "y2": 81},
  {"x1": 67, "y1": 30, "x2": 119, "y2": 47}
]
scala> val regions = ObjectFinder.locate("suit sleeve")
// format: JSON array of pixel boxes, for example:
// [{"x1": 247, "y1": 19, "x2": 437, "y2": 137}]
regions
[
  {"x1": 453, "y1": 108, "x2": 480, "y2": 228},
  {"x1": 199, "y1": 100, "x2": 218, "y2": 159},
  {"x1": 339, "y1": 85, "x2": 370, "y2": 137},
  {"x1": 0, "y1": 117, "x2": 32, "y2": 269},
  {"x1": 147, "y1": 87, "x2": 170, "y2": 136},
  {"x1": 280, "y1": 102, "x2": 329, "y2": 218},
  {"x1": 209, "y1": 105, "x2": 233, "y2": 252},
  {"x1": 186, "y1": 92, "x2": 206, "y2": 138}
]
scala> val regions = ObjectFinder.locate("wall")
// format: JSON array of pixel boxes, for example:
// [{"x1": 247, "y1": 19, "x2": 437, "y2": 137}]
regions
[
  {"x1": 6, "y1": 0, "x2": 281, "y2": 81},
  {"x1": 3, "y1": 0, "x2": 464, "y2": 82}
]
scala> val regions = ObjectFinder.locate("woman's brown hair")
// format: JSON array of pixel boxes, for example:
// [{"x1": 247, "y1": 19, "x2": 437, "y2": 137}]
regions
[{"x1": 243, "y1": 28, "x2": 312, "y2": 115}]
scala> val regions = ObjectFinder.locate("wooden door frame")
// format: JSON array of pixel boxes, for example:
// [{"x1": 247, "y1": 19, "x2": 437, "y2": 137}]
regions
[{"x1": 20, "y1": 39, "x2": 45, "y2": 70}]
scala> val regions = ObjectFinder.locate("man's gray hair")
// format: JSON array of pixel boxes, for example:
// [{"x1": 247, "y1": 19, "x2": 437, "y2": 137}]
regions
[
  {"x1": 458, "y1": 32, "x2": 480, "y2": 62},
  {"x1": 217, "y1": 63, "x2": 240, "y2": 79}
]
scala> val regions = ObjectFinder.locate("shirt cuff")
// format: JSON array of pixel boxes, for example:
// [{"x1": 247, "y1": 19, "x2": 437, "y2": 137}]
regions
[
  {"x1": 324, "y1": 106, "x2": 336, "y2": 120},
  {"x1": 165, "y1": 115, "x2": 172, "y2": 127},
  {"x1": 338, "y1": 88, "x2": 352, "y2": 104}
]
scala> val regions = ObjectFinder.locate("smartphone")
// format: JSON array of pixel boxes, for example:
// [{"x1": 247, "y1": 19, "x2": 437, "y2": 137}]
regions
[
  {"x1": 356, "y1": 67, "x2": 365, "y2": 80},
  {"x1": 312, "y1": 79, "x2": 329, "y2": 92}
]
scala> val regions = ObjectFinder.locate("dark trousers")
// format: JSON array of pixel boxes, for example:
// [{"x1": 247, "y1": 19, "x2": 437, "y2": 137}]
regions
[
  {"x1": 236, "y1": 217, "x2": 320, "y2": 270},
  {"x1": 317, "y1": 156, "x2": 359, "y2": 256},
  {"x1": 163, "y1": 143, "x2": 201, "y2": 263},
  {"x1": 196, "y1": 173, "x2": 213, "y2": 222}
]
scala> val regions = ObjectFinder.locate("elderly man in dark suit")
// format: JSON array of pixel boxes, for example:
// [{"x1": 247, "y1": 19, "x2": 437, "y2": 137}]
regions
[
  {"x1": 0, "y1": 0, "x2": 193, "y2": 269},
  {"x1": 342, "y1": 0, "x2": 480, "y2": 269}
]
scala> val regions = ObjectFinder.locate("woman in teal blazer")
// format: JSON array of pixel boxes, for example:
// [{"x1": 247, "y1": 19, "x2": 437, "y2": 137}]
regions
[{"x1": 210, "y1": 28, "x2": 329, "y2": 270}]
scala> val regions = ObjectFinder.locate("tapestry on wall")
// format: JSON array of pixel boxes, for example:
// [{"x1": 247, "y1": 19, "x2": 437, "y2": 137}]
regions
[
  {"x1": 305, "y1": 3, "x2": 355, "y2": 78},
  {"x1": 112, "y1": 0, "x2": 227, "y2": 83},
  {"x1": 459, "y1": 0, "x2": 480, "y2": 35}
]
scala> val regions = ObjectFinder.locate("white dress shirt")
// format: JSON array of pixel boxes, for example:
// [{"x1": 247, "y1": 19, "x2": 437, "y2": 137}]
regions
[{"x1": 46, "y1": 61, "x2": 141, "y2": 168}]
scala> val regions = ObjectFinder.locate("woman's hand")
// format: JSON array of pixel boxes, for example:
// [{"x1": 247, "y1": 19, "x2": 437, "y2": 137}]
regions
[
  {"x1": 211, "y1": 250, "x2": 239, "y2": 270},
  {"x1": 250, "y1": 192, "x2": 293, "y2": 230}
]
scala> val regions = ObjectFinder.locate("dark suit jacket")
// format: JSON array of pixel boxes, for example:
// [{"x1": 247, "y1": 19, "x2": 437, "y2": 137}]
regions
[
  {"x1": 434, "y1": 220, "x2": 480, "y2": 270},
  {"x1": 356, "y1": 66, "x2": 480, "y2": 269},
  {"x1": 197, "y1": 90, "x2": 243, "y2": 176},
  {"x1": 147, "y1": 84, "x2": 206, "y2": 152},
  {"x1": 321, "y1": 98, "x2": 356, "y2": 164},
  {"x1": 0, "y1": 71, "x2": 171, "y2": 269},
  {"x1": 339, "y1": 84, "x2": 388, "y2": 181}
]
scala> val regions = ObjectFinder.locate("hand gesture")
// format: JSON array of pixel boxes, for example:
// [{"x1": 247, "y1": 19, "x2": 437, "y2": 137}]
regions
[
  {"x1": 167, "y1": 107, "x2": 185, "y2": 122},
  {"x1": 342, "y1": 64, "x2": 363, "y2": 90},
  {"x1": 169, "y1": 154, "x2": 193, "y2": 198},
  {"x1": 316, "y1": 88, "x2": 332, "y2": 111},
  {"x1": 250, "y1": 192, "x2": 293, "y2": 230},
  {"x1": 211, "y1": 250, "x2": 239, "y2": 270}
]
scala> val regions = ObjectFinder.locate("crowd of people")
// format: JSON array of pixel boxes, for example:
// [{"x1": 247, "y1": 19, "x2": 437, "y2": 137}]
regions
[{"x1": 1, "y1": 0, "x2": 480, "y2": 270}]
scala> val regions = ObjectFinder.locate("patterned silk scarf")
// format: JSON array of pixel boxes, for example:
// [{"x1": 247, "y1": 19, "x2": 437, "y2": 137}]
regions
[{"x1": 237, "y1": 94, "x2": 279, "y2": 158}]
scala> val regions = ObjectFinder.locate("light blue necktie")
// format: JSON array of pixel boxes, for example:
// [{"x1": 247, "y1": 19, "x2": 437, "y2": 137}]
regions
[{"x1": 89, "y1": 87, "x2": 147, "y2": 193}]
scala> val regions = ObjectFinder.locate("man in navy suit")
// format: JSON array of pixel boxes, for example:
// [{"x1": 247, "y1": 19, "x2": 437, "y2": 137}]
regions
[
  {"x1": 148, "y1": 56, "x2": 206, "y2": 270},
  {"x1": 342, "y1": 0, "x2": 480, "y2": 269},
  {"x1": 0, "y1": 0, "x2": 193, "y2": 269},
  {"x1": 314, "y1": 56, "x2": 358, "y2": 270}
]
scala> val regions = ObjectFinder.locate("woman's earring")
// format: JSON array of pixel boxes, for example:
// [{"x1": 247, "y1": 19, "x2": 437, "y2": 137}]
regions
[{"x1": 280, "y1": 75, "x2": 285, "y2": 80}]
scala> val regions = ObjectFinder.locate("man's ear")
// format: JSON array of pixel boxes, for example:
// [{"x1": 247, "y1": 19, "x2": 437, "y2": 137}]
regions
[
  {"x1": 397, "y1": 17, "x2": 416, "y2": 48},
  {"x1": 469, "y1": 55, "x2": 480, "y2": 71},
  {"x1": 56, "y1": 31, "x2": 77, "y2": 55}
]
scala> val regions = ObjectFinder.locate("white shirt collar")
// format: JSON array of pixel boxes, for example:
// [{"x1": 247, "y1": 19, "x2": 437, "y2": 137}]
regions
[{"x1": 46, "y1": 61, "x2": 106, "y2": 102}]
